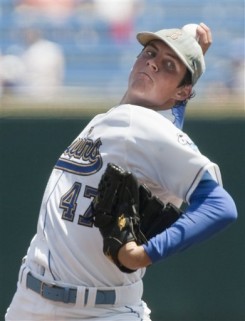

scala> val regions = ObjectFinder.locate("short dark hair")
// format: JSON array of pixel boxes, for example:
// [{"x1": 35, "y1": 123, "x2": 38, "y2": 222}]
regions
[{"x1": 178, "y1": 68, "x2": 192, "y2": 87}]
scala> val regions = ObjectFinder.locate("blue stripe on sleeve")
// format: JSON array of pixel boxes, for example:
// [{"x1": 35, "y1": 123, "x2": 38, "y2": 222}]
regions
[{"x1": 143, "y1": 175, "x2": 237, "y2": 263}]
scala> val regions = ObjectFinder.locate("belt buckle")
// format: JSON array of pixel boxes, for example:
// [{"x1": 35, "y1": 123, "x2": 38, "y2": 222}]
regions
[
  {"x1": 40, "y1": 281, "x2": 45, "y2": 297},
  {"x1": 40, "y1": 281, "x2": 55, "y2": 297}
]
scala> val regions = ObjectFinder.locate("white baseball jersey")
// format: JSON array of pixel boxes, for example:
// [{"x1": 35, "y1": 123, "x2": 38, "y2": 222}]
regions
[{"x1": 25, "y1": 104, "x2": 221, "y2": 289}]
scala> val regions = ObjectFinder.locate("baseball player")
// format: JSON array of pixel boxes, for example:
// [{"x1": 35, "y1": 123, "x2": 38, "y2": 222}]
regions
[{"x1": 5, "y1": 23, "x2": 237, "y2": 321}]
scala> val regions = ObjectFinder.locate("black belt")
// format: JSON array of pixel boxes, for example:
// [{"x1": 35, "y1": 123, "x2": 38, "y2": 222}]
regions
[{"x1": 26, "y1": 272, "x2": 116, "y2": 305}]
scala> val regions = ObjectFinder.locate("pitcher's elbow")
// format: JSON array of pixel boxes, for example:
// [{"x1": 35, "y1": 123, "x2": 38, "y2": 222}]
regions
[{"x1": 222, "y1": 191, "x2": 238, "y2": 224}]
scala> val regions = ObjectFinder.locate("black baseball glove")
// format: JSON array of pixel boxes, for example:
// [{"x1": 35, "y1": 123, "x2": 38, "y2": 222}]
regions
[
  {"x1": 138, "y1": 184, "x2": 183, "y2": 240},
  {"x1": 92, "y1": 163, "x2": 182, "y2": 273},
  {"x1": 92, "y1": 163, "x2": 147, "y2": 273}
]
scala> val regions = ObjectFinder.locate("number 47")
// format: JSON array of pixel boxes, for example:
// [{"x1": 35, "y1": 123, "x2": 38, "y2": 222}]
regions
[{"x1": 59, "y1": 182, "x2": 97, "y2": 227}]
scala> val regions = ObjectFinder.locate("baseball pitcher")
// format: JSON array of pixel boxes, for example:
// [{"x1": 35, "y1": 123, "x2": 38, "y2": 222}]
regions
[{"x1": 5, "y1": 23, "x2": 237, "y2": 321}]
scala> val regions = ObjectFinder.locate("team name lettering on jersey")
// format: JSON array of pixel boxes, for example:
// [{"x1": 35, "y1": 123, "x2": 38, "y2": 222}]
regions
[{"x1": 55, "y1": 138, "x2": 103, "y2": 175}]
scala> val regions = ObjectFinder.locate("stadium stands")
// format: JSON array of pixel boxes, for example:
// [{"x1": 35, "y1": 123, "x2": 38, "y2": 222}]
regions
[{"x1": 0, "y1": 0, "x2": 244, "y2": 99}]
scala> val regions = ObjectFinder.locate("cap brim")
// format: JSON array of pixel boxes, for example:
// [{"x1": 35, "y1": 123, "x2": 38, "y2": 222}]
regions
[{"x1": 137, "y1": 32, "x2": 164, "y2": 46}]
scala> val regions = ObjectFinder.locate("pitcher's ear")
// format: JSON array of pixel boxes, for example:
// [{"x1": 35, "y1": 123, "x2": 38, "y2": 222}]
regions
[{"x1": 174, "y1": 85, "x2": 192, "y2": 101}]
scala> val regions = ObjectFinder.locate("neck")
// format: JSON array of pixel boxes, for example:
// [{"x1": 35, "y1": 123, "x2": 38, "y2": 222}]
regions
[{"x1": 120, "y1": 92, "x2": 175, "y2": 111}]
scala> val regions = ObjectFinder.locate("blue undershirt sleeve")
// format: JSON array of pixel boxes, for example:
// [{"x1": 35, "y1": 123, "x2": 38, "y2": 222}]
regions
[{"x1": 143, "y1": 173, "x2": 237, "y2": 263}]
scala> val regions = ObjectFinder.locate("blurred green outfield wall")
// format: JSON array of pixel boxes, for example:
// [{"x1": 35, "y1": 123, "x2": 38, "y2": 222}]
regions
[{"x1": 0, "y1": 116, "x2": 244, "y2": 321}]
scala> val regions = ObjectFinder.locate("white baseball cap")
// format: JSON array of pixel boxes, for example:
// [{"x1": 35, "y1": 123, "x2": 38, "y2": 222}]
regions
[{"x1": 136, "y1": 28, "x2": 205, "y2": 86}]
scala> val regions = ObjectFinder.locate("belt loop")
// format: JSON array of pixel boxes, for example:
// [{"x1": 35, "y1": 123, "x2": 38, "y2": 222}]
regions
[
  {"x1": 74, "y1": 286, "x2": 87, "y2": 308},
  {"x1": 85, "y1": 287, "x2": 97, "y2": 307},
  {"x1": 19, "y1": 264, "x2": 30, "y2": 287},
  {"x1": 19, "y1": 265, "x2": 27, "y2": 284}
]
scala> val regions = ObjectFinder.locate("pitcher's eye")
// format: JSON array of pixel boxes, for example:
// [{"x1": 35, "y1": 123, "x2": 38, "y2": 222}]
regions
[
  {"x1": 164, "y1": 60, "x2": 176, "y2": 71},
  {"x1": 139, "y1": 45, "x2": 157, "y2": 58},
  {"x1": 140, "y1": 49, "x2": 155, "y2": 58},
  {"x1": 146, "y1": 50, "x2": 154, "y2": 57}
]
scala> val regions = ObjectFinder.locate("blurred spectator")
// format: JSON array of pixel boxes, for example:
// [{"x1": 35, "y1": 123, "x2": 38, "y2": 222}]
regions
[
  {"x1": 0, "y1": 52, "x2": 3, "y2": 97},
  {"x1": 228, "y1": 38, "x2": 245, "y2": 99},
  {"x1": 14, "y1": 0, "x2": 75, "y2": 25},
  {"x1": 0, "y1": 27, "x2": 65, "y2": 98},
  {"x1": 73, "y1": 1, "x2": 101, "y2": 48},
  {"x1": 0, "y1": 53, "x2": 25, "y2": 95},
  {"x1": 19, "y1": 27, "x2": 65, "y2": 97},
  {"x1": 93, "y1": 0, "x2": 144, "y2": 43}
]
